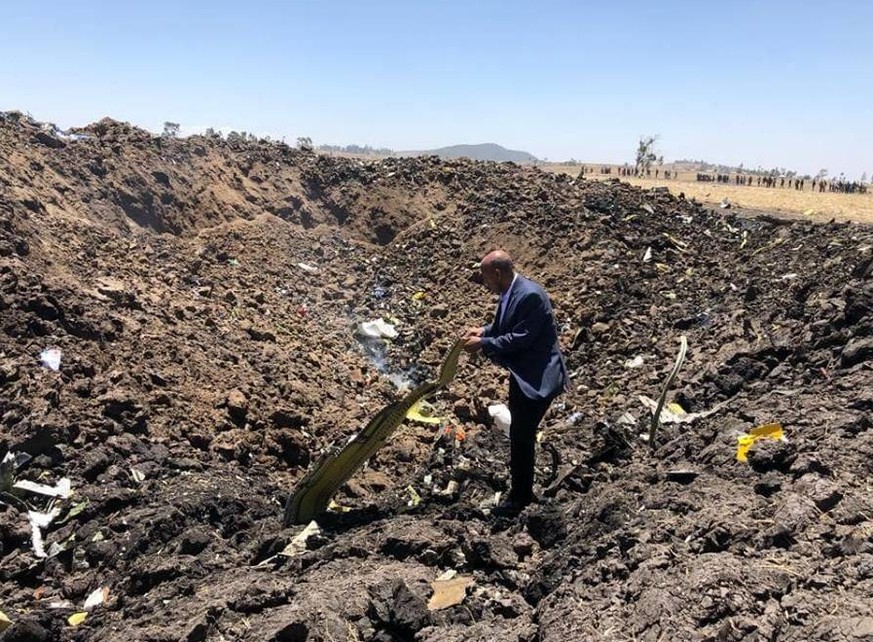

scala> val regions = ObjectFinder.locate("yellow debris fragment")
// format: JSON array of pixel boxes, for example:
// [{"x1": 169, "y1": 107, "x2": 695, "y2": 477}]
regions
[
  {"x1": 667, "y1": 402, "x2": 686, "y2": 416},
  {"x1": 327, "y1": 500, "x2": 351, "y2": 513},
  {"x1": 737, "y1": 423, "x2": 785, "y2": 462},
  {"x1": 68, "y1": 612, "x2": 88, "y2": 626},
  {"x1": 412, "y1": 291, "x2": 426, "y2": 301},
  {"x1": 0, "y1": 610, "x2": 12, "y2": 632},
  {"x1": 406, "y1": 400, "x2": 442, "y2": 425}
]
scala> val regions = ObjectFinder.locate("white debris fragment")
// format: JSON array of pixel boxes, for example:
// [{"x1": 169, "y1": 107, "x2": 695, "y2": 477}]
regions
[
  {"x1": 83, "y1": 587, "x2": 108, "y2": 610},
  {"x1": 280, "y1": 521, "x2": 321, "y2": 557},
  {"x1": 357, "y1": 319, "x2": 398, "y2": 339},
  {"x1": 28, "y1": 508, "x2": 61, "y2": 558},
  {"x1": 638, "y1": 395, "x2": 714, "y2": 424},
  {"x1": 39, "y1": 348, "x2": 62, "y2": 371},
  {"x1": 624, "y1": 355, "x2": 645, "y2": 369},
  {"x1": 13, "y1": 477, "x2": 72, "y2": 498},
  {"x1": 488, "y1": 404, "x2": 512, "y2": 438}
]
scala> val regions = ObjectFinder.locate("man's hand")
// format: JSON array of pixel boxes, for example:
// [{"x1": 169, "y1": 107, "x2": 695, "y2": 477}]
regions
[
  {"x1": 465, "y1": 326, "x2": 484, "y2": 338},
  {"x1": 463, "y1": 335, "x2": 483, "y2": 353}
]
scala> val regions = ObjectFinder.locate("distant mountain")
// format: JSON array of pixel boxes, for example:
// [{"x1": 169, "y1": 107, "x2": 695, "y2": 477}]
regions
[{"x1": 398, "y1": 143, "x2": 538, "y2": 163}]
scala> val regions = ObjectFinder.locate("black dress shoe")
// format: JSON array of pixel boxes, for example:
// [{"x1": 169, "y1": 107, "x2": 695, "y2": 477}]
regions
[{"x1": 492, "y1": 497, "x2": 528, "y2": 517}]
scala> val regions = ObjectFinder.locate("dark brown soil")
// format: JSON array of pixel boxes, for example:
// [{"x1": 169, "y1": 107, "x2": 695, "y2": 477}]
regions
[{"x1": 1, "y1": 112, "x2": 872, "y2": 642}]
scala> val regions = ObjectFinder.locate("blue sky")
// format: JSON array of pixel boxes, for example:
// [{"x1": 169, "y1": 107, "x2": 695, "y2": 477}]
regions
[{"x1": 2, "y1": 0, "x2": 870, "y2": 178}]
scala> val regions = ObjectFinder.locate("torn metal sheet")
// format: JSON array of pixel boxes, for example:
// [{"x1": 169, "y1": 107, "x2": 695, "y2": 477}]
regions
[
  {"x1": 13, "y1": 477, "x2": 72, "y2": 498},
  {"x1": 428, "y1": 571, "x2": 475, "y2": 611}
]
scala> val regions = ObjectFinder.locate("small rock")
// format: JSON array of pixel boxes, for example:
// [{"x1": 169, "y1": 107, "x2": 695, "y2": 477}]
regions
[
  {"x1": 462, "y1": 536, "x2": 517, "y2": 569},
  {"x1": 429, "y1": 305, "x2": 449, "y2": 319},
  {"x1": 452, "y1": 399, "x2": 474, "y2": 421},
  {"x1": 797, "y1": 473, "x2": 843, "y2": 513},
  {"x1": 2, "y1": 619, "x2": 51, "y2": 642},
  {"x1": 225, "y1": 389, "x2": 248, "y2": 423},
  {"x1": 271, "y1": 408, "x2": 308, "y2": 428},
  {"x1": 841, "y1": 337, "x2": 873, "y2": 367},
  {"x1": 240, "y1": 320, "x2": 276, "y2": 342},
  {"x1": 179, "y1": 528, "x2": 212, "y2": 555},
  {"x1": 746, "y1": 439, "x2": 793, "y2": 473},
  {"x1": 526, "y1": 506, "x2": 567, "y2": 548},
  {"x1": 367, "y1": 578, "x2": 430, "y2": 635},
  {"x1": 753, "y1": 472, "x2": 782, "y2": 497},
  {"x1": 512, "y1": 532, "x2": 536, "y2": 559},
  {"x1": 789, "y1": 453, "x2": 830, "y2": 477}
]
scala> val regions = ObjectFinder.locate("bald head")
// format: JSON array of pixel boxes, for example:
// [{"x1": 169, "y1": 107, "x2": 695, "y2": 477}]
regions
[
  {"x1": 481, "y1": 250, "x2": 514, "y2": 272},
  {"x1": 480, "y1": 250, "x2": 515, "y2": 294}
]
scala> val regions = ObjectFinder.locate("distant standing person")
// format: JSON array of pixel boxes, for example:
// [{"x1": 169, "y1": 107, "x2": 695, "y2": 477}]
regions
[{"x1": 463, "y1": 250, "x2": 569, "y2": 517}]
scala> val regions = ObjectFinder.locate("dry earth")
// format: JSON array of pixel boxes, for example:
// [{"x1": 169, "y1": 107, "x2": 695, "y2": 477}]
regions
[
  {"x1": 1, "y1": 113, "x2": 872, "y2": 642},
  {"x1": 541, "y1": 164, "x2": 873, "y2": 224}
]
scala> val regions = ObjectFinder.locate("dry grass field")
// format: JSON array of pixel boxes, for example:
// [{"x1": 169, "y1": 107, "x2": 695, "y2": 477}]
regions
[{"x1": 542, "y1": 163, "x2": 873, "y2": 224}]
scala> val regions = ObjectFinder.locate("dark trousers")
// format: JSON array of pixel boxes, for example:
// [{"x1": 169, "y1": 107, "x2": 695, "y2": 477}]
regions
[{"x1": 507, "y1": 377, "x2": 554, "y2": 503}]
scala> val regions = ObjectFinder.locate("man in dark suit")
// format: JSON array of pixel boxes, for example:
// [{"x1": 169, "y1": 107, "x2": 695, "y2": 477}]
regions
[{"x1": 464, "y1": 250, "x2": 568, "y2": 517}]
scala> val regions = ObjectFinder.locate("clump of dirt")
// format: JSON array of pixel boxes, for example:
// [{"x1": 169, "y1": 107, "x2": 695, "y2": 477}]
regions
[{"x1": 1, "y1": 112, "x2": 871, "y2": 641}]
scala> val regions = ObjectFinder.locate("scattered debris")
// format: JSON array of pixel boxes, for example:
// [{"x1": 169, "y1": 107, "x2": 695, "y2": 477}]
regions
[
  {"x1": 737, "y1": 423, "x2": 786, "y2": 462},
  {"x1": 13, "y1": 477, "x2": 72, "y2": 498},
  {"x1": 39, "y1": 348, "x2": 62, "y2": 371},
  {"x1": 488, "y1": 404, "x2": 512, "y2": 438},
  {"x1": 665, "y1": 469, "x2": 698, "y2": 484},
  {"x1": 406, "y1": 400, "x2": 443, "y2": 425},
  {"x1": 624, "y1": 355, "x2": 645, "y2": 369},
  {"x1": 0, "y1": 452, "x2": 14, "y2": 492},
  {"x1": 27, "y1": 508, "x2": 61, "y2": 558},
  {"x1": 68, "y1": 612, "x2": 88, "y2": 626},
  {"x1": 47, "y1": 600, "x2": 75, "y2": 610},
  {"x1": 428, "y1": 571, "x2": 475, "y2": 611},
  {"x1": 639, "y1": 395, "x2": 714, "y2": 425},
  {"x1": 356, "y1": 319, "x2": 398, "y2": 340},
  {"x1": 1, "y1": 114, "x2": 871, "y2": 639},
  {"x1": 648, "y1": 335, "x2": 688, "y2": 449},
  {"x1": 280, "y1": 521, "x2": 321, "y2": 557},
  {"x1": 83, "y1": 587, "x2": 109, "y2": 610}
]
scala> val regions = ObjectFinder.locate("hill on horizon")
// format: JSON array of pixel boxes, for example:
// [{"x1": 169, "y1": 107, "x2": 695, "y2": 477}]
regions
[{"x1": 398, "y1": 142, "x2": 538, "y2": 163}]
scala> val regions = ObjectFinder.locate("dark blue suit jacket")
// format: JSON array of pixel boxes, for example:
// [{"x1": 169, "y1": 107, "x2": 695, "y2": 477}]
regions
[{"x1": 480, "y1": 275, "x2": 568, "y2": 401}]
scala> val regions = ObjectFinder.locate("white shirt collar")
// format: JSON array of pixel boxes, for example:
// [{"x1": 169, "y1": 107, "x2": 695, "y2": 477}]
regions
[{"x1": 501, "y1": 272, "x2": 518, "y2": 300}]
